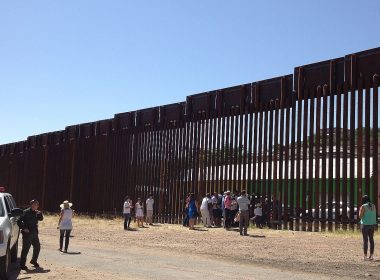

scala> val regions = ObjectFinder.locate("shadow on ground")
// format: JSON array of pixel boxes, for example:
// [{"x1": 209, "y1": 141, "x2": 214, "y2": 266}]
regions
[{"x1": 8, "y1": 258, "x2": 51, "y2": 280}]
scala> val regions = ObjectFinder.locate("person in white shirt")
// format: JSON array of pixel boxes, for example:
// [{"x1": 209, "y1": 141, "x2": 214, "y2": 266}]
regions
[
  {"x1": 123, "y1": 196, "x2": 133, "y2": 230},
  {"x1": 146, "y1": 194, "x2": 154, "y2": 226},
  {"x1": 251, "y1": 203, "x2": 263, "y2": 228},
  {"x1": 200, "y1": 193, "x2": 212, "y2": 228},
  {"x1": 58, "y1": 200, "x2": 74, "y2": 253},
  {"x1": 237, "y1": 190, "x2": 251, "y2": 236}
]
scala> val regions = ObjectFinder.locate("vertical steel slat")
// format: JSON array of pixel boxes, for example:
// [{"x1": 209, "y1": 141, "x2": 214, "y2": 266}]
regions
[
  {"x1": 289, "y1": 93, "x2": 296, "y2": 231},
  {"x1": 179, "y1": 119, "x2": 187, "y2": 222},
  {"x1": 257, "y1": 106, "x2": 263, "y2": 198},
  {"x1": 279, "y1": 82, "x2": 286, "y2": 229},
  {"x1": 302, "y1": 90, "x2": 309, "y2": 231},
  {"x1": 372, "y1": 74, "x2": 379, "y2": 215},
  {"x1": 206, "y1": 114, "x2": 213, "y2": 194},
  {"x1": 342, "y1": 82, "x2": 349, "y2": 229},
  {"x1": 135, "y1": 129, "x2": 142, "y2": 200},
  {"x1": 364, "y1": 77, "x2": 371, "y2": 197},
  {"x1": 283, "y1": 96, "x2": 291, "y2": 229},
  {"x1": 223, "y1": 112, "x2": 230, "y2": 192},
  {"x1": 229, "y1": 112, "x2": 234, "y2": 192},
  {"x1": 349, "y1": 80, "x2": 356, "y2": 230},
  {"x1": 140, "y1": 128, "x2": 147, "y2": 201},
  {"x1": 357, "y1": 78, "x2": 364, "y2": 216},
  {"x1": 149, "y1": 127, "x2": 155, "y2": 201},
  {"x1": 335, "y1": 84, "x2": 342, "y2": 231},
  {"x1": 219, "y1": 113, "x2": 226, "y2": 193},
  {"x1": 189, "y1": 118, "x2": 195, "y2": 195},
  {"x1": 234, "y1": 110, "x2": 240, "y2": 192},
  {"x1": 268, "y1": 101, "x2": 274, "y2": 203},
  {"x1": 273, "y1": 100, "x2": 279, "y2": 222},
  {"x1": 160, "y1": 124, "x2": 167, "y2": 223},
  {"x1": 308, "y1": 88, "x2": 315, "y2": 232},
  {"x1": 262, "y1": 105, "x2": 269, "y2": 199},
  {"x1": 243, "y1": 96, "x2": 249, "y2": 193},
  {"x1": 328, "y1": 86, "x2": 335, "y2": 231},
  {"x1": 168, "y1": 124, "x2": 176, "y2": 222},
  {"x1": 165, "y1": 125, "x2": 172, "y2": 222},
  {"x1": 321, "y1": 85, "x2": 328, "y2": 231},
  {"x1": 238, "y1": 106, "x2": 244, "y2": 192},
  {"x1": 158, "y1": 125, "x2": 166, "y2": 222},
  {"x1": 164, "y1": 123, "x2": 172, "y2": 222},
  {"x1": 247, "y1": 96, "x2": 254, "y2": 195},
  {"x1": 200, "y1": 116, "x2": 206, "y2": 197},
  {"x1": 252, "y1": 87, "x2": 259, "y2": 196},
  {"x1": 183, "y1": 121, "x2": 190, "y2": 208},
  {"x1": 195, "y1": 118, "x2": 202, "y2": 197},
  {"x1": 214, "y1": 114, "x2": 221, "y2": 195},
  {"x1": 296, "y1": 93, "x2": 303, "y2": 231},
  {"x1": 171, "y1": 124, "x2": 179, "y2": 222},
  {"x1": 178, "y1": 122, "x2": 185, "y2": 223},
  {"x1": 208, "y1": 114, "x2": 214, "y2": 194},
  {"x1": 176, "y1": 122, "x2": 183, "y2": 222}
]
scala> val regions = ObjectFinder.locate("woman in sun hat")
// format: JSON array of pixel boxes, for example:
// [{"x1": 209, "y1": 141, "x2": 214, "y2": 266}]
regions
[{"x1": 58, "y1": 200, "x2": 74, "y2": 253}]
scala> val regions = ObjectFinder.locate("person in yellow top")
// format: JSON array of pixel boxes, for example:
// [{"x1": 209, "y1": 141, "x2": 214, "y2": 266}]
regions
[{"x1": 359, "y1": 195, "x2": 377, "y2": 261}]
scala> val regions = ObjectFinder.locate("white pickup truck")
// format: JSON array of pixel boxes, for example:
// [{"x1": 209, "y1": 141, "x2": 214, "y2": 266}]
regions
[{"x1": 0, "y1": 190, "x2": 23, "y2": 279}]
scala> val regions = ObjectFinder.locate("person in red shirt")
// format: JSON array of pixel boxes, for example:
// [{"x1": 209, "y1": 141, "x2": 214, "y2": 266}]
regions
[{"x1": 224, "y1": 191, "x2": 232, "y2": 229}]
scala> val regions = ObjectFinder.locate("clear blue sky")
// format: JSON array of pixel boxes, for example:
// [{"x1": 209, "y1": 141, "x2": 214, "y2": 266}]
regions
[{"x1": 1, "y1": 1, "x2": 379, "y2": 145}]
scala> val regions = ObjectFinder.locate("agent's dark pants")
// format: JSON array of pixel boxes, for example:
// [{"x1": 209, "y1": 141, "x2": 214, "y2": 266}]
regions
[
  {"x1": 361, "y1": 225, "x2": 375, "y2": 255},
  {"x1": 60, "y1": 230, "x2": 72, "y2": 251},
  {"x1": 239, "y1": 210, "x2": 250, "y2": 235},
  {"x1": 20, "y1": 232, "x2": 40, "y2": 266},
  {"x1": 124, "y1": 213, "x2": 131, "y2": 229}
]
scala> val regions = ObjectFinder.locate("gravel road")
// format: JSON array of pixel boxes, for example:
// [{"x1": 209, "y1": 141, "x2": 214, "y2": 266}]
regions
[{"x1": 12, "y1": 238, "x2": 332, "y2": 280}]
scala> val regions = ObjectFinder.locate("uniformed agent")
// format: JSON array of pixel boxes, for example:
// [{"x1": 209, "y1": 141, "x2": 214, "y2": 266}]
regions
[{"x1": 18, "y1": 199, "x2": 44, "y2": 270}]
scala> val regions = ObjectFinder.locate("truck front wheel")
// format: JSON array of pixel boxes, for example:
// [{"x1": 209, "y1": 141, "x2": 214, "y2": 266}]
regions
[
  {"x1": 0, "y1": 243, "x2": 10, "y2": 280},
  {"x1": 10, "y1": 239, "x2": 18, "y2": 263}
]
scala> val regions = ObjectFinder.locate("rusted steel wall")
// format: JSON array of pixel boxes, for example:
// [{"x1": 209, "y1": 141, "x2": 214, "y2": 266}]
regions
[{"x1": 0, "y1": 47, "x2": 379, "y2": 231}]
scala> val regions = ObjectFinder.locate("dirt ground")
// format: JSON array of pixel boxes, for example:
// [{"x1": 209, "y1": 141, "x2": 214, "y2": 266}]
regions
[{"x1": 10, "y1": 215, "x2": 380, "y2": 279}]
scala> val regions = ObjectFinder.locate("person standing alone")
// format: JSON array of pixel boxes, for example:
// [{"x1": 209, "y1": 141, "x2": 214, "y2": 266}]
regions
[
  {"x1": 58, "y1": 200, "x2": 74, "y2": 253},
  {"x1": 237, "y1": 190, "x2": 251, "y2": 236},
  {"x1": 359, "y1": 195, "x2": 377, "y2": 260},
  {"x1": 18, "y1": 199, "x2": 44, "y2": 270}
]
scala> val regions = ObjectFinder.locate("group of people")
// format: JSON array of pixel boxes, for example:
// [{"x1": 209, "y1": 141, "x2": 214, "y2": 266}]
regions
[
  {"x1": 183, "y1": 191, "x2": 378, "y2": 260},
  {"x1": 122, "y1": 194, "x2": 154, "y2": 230},
  {"x1": 13, "y1": 192, "x2": 377, "y2": 271},
  {"x1": 17, "y1": 199, "x2": 74, "y2": 270},
  {"x1": 183, "y1": 190, "x2": 271, "y2": 232}
]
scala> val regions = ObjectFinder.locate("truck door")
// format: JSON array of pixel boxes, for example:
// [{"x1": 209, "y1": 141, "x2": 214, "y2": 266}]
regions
[{"x1": 4, "y1": 196, "x2": 18, "y2": 246}]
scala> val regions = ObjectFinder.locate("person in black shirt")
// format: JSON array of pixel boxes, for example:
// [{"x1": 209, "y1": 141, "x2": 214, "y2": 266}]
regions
[{"x1": 17, "y1": 199, "x2": 44, "y2": 270}]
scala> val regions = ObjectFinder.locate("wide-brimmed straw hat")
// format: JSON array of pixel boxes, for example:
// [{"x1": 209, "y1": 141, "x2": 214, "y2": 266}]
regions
[{"x1": 60, "y1": 200, "x2": 73, "y2": 209}]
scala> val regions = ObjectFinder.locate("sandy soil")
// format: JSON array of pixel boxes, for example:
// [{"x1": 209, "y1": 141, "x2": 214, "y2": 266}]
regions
[{"x1": 11, "y1": 215, "x2": 380, "y2": 279}]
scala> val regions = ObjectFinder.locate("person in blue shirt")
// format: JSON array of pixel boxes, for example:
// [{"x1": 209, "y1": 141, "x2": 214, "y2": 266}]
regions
[{"x1": 359, "y1": 195, "x2": 377, "y2": 261}]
